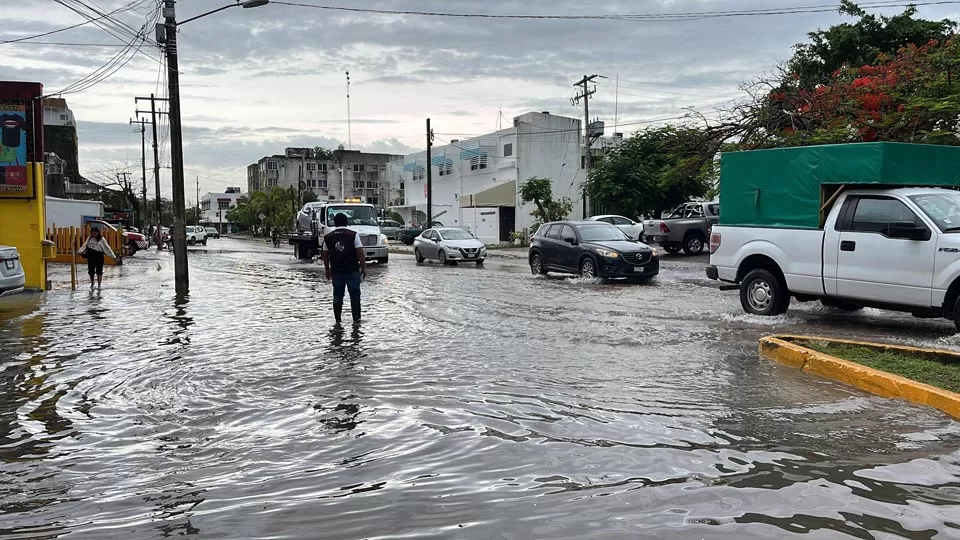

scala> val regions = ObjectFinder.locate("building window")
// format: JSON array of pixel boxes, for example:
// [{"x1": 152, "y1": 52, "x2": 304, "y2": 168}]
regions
[
  {"x1": 353, "y1": 164, "x2": 365, "y2": 173},
  {"x1": 267, "y1": 161, "x2": 278, "y2": 170},
  {"x1": 438, "y1": 162, "x2": 453, "y2": 176},
  {"x1": 354, "y1": 181, "x2": 365, "y2": 190},
  {"x1": 306, "y1": 163, "x2": 316, "y2": 171},
  {"x1": 503, "y1": 143, "x2": 513, "y2": 157},
  {"x1": 319, "y1": 163, "x2": 328, "y2": 172},
  {"x1": 218, "y1": 199, "x2": 231, "y2": 210},
  {"x1": 366, "y1": 181, "x2": 378, "y2": 189},
  {"x1": 267, "y1": 178, "x2": 278, "y2": 187},
  {"x1": 201, "y1": 200, "x2": 211, "y2": 211},
  {"x1": 318, "y1": 179, "x2": 328, "y2": 189},
  {"x1": 59, "y1": 114, "x2": 68, "y2": 121},
  {"x1": 470, "y1": 154, "x2": 488, "y2": 171},
  {"x1": 399, "y1": 182, "x2": 404, "y2": 190}
]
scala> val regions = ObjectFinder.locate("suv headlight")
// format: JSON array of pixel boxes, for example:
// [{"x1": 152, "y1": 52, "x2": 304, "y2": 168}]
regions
[
  {"x1": 596, "y1": 248, "x2": 619, "y2": 259},
  {"x1": 379, "y1": 234, "x2": 388, "y2": 245}
]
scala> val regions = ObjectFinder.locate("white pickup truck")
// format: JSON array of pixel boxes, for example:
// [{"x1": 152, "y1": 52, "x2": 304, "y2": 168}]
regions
[{"x1": 708, "y1": 187, "x2": 960, "y2": 329}]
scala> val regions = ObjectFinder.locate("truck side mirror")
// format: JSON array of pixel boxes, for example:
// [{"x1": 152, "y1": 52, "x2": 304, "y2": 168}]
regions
[{"x1": 888, "y1": 222, "x2": 930, "y2": 241}]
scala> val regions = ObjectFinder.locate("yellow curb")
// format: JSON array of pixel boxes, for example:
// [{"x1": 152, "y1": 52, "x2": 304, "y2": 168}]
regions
[{"x1": 758, "y1": 334, "x2": 960, "y2": 420}]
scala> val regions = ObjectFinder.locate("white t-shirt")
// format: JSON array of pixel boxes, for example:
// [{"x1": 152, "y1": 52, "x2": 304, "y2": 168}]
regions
[{"x1": 322, "y1": 226, "x2": 363, "y2": 251}]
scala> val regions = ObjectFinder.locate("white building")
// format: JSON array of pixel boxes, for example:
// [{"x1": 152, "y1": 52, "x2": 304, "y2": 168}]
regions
[
  {"x1": 390, "y1": 112, "x2": 585, "y2": 244},
  {"x1": 247, "y1": 147, "x2": 403, "y2": 207},
  {"x1": 200, "y1": 187, "x2": 244, "y2": 233}
]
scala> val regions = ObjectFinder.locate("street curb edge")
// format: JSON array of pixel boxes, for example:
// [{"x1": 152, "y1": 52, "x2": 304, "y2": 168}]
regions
[{"x1": 758, "y1": 334, "x2": 960, "y2": 420}]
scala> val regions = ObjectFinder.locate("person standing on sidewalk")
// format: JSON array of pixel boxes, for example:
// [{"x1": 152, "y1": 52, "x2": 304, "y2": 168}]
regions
[
  {"x1": 322, "y1": 212, "x2": 367, "y2": 324},
  {"x1": 77, "y1": 227, "x2": 117, "y2": 289}
]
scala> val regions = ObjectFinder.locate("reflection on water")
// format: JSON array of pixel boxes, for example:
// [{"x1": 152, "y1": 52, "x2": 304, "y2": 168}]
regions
[{"x1": 1, "y1": 243, "x2": 959, "y2": 539}]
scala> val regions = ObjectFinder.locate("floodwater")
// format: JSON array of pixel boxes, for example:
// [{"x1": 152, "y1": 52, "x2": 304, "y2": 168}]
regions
[{"x1": 2, "y1": 237, "x2": 960, "y2": 539}]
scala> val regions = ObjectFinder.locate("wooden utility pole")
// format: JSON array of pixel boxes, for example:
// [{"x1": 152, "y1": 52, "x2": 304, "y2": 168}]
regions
[
  {"x1": 572, "y1": 74, "x2": 598, "y2": 218},
  {"x1": 135, "y1": 94, "x2": 168, "y2": 250},
  {"x1": 426, "y1": 118, "x2": 434, "y2": 226},
  {"x1": 162, "y1": 0, "x2": 189, "y2": 297},
  {"x1": 130, "y1": 118, "x2": 148, "y2": 231}
]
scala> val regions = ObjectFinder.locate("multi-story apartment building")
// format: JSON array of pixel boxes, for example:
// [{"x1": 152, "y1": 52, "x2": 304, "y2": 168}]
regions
[
  {"x1": 246, "y1": 146, "x2": 403, "y2": 207},
  {"x1": 390, "y1": 111, "x2": 587, "y2": 244}
]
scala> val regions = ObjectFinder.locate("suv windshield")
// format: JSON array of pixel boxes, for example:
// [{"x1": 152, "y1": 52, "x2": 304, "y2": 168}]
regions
[
  {"x1": 439, "y1": 229, "x2": 473, "y2": 240},
  {"x1": 326, "y1": 205, "x2": 378, "y2": 227},
  {"x1": 576, "y1": 224, "x2": 628, "y2": 242},
  {"x1": 909, "y1": 192, "x2": 960, "y2": 231}
]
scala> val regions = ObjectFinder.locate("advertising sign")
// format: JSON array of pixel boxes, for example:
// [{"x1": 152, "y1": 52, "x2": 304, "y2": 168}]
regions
[{"x1": 0, "y1": 103, "x2": 30, "y2": 198}]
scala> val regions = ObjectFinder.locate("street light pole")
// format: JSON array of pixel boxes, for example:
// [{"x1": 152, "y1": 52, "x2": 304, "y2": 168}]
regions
[{"x1": 161, "y1": 0, "x2": 269, "y2": 298}]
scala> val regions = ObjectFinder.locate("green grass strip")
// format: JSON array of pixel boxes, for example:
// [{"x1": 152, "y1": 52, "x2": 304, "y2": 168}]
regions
[{"x1": 803, "y1": 342, "x2": 960, "y2": 394}]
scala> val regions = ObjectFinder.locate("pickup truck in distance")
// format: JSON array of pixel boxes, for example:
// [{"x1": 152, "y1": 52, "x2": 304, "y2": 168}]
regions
[
  {"x1": 642, "y1": 201, "x2": 719, "y2": 255},
  {"x1": 709, "y1": 187, "x2": 960, "y2": 329}
]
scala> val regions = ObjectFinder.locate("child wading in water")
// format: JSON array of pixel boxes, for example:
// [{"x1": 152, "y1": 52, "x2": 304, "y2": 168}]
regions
[{"x1": 78, "y1": 227, "x2": 117, "y2": 289}]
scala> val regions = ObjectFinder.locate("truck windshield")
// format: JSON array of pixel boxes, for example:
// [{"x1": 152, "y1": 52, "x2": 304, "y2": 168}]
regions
[
  {"x1": 909, "y1": 193, "x2": 960, "y2": 231},
  {"x1": 576, "y1": 224, "x2": 628, "y2": 242},
  {"x1": 326, "y1": 206, "x2": 378, "y2": 227}
]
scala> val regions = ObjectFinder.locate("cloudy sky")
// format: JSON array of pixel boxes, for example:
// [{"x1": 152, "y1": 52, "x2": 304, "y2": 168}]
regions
[{"x1": 2, "y1": 0, "x2": 959, "y2": 201}]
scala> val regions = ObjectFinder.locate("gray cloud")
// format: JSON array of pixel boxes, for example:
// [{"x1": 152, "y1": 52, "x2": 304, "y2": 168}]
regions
[{"x1": 6, "y1": 0, "x2": 960, "y2": 196}]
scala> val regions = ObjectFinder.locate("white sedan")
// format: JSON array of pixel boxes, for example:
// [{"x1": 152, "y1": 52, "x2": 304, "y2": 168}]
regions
[
  {"x1": 0, "y1": 245, "x2": 25, "y2": 296},
  {"x1": 414, "y1": 227, "x2": 487, "y2": 265},
  {"x1": 588, "y1": 215, "x2": 643, "y2": 241}
]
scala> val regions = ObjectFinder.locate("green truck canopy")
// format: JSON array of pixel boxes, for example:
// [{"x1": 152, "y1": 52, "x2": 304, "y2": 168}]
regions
[{"x1": 719, "y1": 142, "x2": 960, "y2": 229}]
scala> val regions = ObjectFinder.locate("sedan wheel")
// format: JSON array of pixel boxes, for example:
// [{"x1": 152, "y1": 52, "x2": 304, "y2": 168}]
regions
[
  {"x1": 415, "y1": 247, "x2": 424, "y2": 263},
  {"x1": 579, "y1": 257, "x2": 597, "y2": 278},
  {"x1": 439, "y1": 251, "x2": 447, "y2": 265}
]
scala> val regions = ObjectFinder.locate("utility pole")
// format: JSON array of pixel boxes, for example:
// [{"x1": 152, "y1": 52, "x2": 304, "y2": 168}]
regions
[
  {"x1": 426, "y1": 118, "x2": 434, "y2": 226},
  {"x1": 572, "y1": 74, "x2": 598, "y2": 219},
  {"x1": 161, "y1": 0, "x2": 189, "y2": 297},
  {"x1": 346, "y1": 71, "x2": 352, "y2": 149},
  {"x1": 136, "y1": 94, "x2": 167, "y2": 250},
  {"x1": 196, "y1": 176, "x2": 200, "y2": 226},
  {"x1": 131, "y1": 118, "x2": 148, "y2": 231}
]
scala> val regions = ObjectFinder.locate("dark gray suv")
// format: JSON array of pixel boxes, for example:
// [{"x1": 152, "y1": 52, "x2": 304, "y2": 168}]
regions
[{"x1": 528, "y1": 221, "x2": 659, "y2": 281}]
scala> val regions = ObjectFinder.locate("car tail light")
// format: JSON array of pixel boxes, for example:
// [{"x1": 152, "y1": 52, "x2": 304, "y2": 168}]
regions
[
  {"x1": 659, "y1": 222, "x2": 670, "y2": 234},
  {"x1": 709, "y1": 230, "x2": 721, "y2": 254}
]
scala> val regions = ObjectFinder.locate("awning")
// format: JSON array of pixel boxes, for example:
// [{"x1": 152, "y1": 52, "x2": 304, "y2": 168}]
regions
[{"x1": 461, "y1": 180, "x2": 516, "y2": 208}]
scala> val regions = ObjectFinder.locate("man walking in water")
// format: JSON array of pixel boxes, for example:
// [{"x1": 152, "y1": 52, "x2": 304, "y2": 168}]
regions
[{"x1": 322, "y1": 212, "x2": 367, "y2": 324}]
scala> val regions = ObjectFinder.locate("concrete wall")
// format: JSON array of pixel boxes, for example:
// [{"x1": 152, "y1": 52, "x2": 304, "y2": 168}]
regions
[
  {"x1": 515, "y1": 112, "x2": 583, "y2": 231},
  {"x1": 1, "y1": 164, "x2": 46, "y2": 289},
  {"x1": 460, "y1": 207, "x2": 501, "y2": 244},
  {"x1": 45, "y1": 196, "x2": 103, "y2": 229}
]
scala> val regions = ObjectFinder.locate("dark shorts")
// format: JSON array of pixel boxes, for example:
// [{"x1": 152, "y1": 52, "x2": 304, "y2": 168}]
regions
[
  {"x1": 332, "y1": 272, "x2": 361, "y2": 304},
  {"x1": 86, "y1": 250, "x2": 105, "y2": 276}
]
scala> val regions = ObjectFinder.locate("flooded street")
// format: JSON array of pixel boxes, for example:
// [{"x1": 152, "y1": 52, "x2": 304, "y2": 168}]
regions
[{"x1": 2, "y1": 237, "x2": 960, "y2": 539}]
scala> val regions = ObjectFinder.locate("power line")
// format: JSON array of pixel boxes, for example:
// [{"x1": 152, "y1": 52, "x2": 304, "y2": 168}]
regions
[
  {"x1": 2, "y1": 41, "x2": 131, "y2": 47},
  {"x1": 0, "y1": 0, "x2": 140, "y2": 44},
  {"x1": 270, "y1": 1, "x2": 960, "y2": 22}
]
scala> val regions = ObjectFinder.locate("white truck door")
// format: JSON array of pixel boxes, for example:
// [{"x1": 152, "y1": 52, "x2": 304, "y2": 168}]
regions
[{"x1": 835, "y1": 195, "x2": 935, "y2": 307}]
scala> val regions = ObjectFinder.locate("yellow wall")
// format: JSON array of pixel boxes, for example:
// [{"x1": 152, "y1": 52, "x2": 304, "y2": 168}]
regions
[{"x1": 0, "y1": 163, "x2": 46, "y2": 289}]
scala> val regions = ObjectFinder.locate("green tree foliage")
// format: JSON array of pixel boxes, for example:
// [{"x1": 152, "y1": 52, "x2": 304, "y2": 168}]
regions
[
  {"x1": 227, "y1": 187, "x2": 297, "y2": 233},
  {"x1": 727, "y1": 2, "x2": 959, "y2": 148},
  {"x1": 585, "y1": 126, "x2": 716, "y2": 219},
  {"x1": 519, "y1": 177, "x2": 572, "y2": 223},
  {"x1": 314, "y1": 146, "x2": 335, "y2": 160},
  {"x1": 788, "y1": 1, "x2": 955, "y2": 89}
]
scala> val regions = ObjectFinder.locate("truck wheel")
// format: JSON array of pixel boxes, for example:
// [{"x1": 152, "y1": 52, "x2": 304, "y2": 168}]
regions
[
  {"x1": 740, "y1": 269, "x2": 790, "y2": 316},
  {"x1": 127, "y1": 242, "x2": 138, "y2": 255},
  {"x1": 821, "y1": 299, "x2": 863, "y2": 312},
  {"x1": 683, "y1": 232, "x2": 705, "y2": 255},
  {"x1": 377, "y1": 256, "x2": 389, "y2": 264},
  {"x1": 953, "y1": 296, "x2": 960, "y2": 332},
  {"x1": 664, "y1": 244, "x2": 682, "y2": 255}
]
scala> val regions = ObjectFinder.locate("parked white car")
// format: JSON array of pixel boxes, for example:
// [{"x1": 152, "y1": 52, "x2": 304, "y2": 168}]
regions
[
  {"x1": 588, "y1": 215, "x2": 643, "y2": 241},
  {"x1": 0, "y1": 245, "x2": 26, "y2": 296},
  {"x1": 186, "y1": 225, "x2": 207, "y2": 245},
  {"x1": 414, "y1": 227, "x2": 487, "y2": 265}
]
